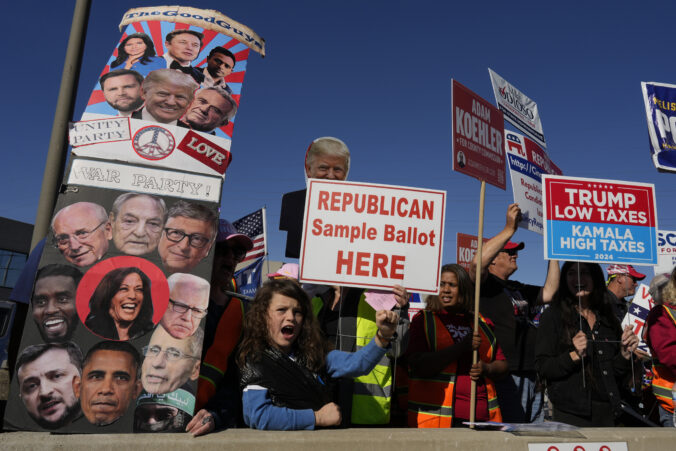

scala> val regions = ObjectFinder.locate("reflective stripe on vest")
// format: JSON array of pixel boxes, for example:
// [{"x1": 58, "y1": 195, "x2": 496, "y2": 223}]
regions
[
  {"x1": 408, "y1": 310, "x2": 502, "y2": 428},
  {"x1": 351, "y1": 294, "x2": 391, "y2": 425},
  {"x1": 651, "y1": 305, "x2": 676, "y2": 414}
]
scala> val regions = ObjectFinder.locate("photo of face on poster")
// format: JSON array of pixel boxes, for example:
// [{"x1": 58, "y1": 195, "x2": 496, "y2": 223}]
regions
[
  {"x1": 76, "y1": 256, "x2": 169, "y2": 341},
  {"x1": 84, "y1": 22, "x2": 251, "y2": 141}
]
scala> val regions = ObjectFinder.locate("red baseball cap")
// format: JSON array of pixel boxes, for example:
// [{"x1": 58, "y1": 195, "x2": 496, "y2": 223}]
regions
[
  {"x1": 502, "y1": 241, "x2": 524, "y2": 251},
  {"x1": 606, "y1": 264, "x2": 646, "y2": 280}
]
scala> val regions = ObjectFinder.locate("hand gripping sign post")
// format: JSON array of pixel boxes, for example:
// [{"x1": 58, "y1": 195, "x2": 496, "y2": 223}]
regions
[
  {"x1": 299, "y1": 180, "x2": 446, "y2": 293},
  {"x1": 542, "y1": 174, "x2": 658, "y2": 388},
  {"x1": 505, "y1": 131, "x2": 562, "y2": 234},
  {"x1": 5, "y1": 6, "x2": 264, "y2": 434},
  {"x1": 452, "y1": 79, "x2": 505, "y2": 425}
]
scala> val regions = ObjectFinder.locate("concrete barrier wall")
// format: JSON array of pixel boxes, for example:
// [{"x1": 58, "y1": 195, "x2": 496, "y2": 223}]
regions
[{"x1": 1, "y1": 428, "x2": 675, "y2": 451}]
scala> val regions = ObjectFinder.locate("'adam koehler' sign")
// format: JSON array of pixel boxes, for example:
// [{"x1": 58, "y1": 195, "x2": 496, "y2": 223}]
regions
[
  {"x1": 452, "y1": 80, "x2": 506, "y2": 190},
  {"x1": 300, "y1": 180, "x2": 446, "y2": 293},
  {"x1": 542, "y1": 175, "x2": 657, "y2": 264}
]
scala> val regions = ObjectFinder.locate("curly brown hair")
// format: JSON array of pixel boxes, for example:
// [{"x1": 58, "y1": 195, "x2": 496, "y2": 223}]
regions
[{"x1": 237, "y1": 279, "x2": 328, "y2": 372}]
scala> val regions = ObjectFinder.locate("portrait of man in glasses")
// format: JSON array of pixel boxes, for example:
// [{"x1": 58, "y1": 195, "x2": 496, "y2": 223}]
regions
[
  {"x1": 141, "y1": 324, "x2": 203, "y2": 395},
  {"x1": 109, "y1": 193, "x2": 167, "y2": 256},
  {"x1": 51, "y1": 202, "x2": 112, "y2": 267},
  {"x1": 158, "y1": 200, "x2": 218, "y2": 274},
  {"x1": 160, "y1": 273, "x2": 209, "y2": 339}
]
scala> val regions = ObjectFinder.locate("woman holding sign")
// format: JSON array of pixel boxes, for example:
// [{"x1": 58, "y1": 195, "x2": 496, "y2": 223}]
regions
[
  {"x1": 535, "y1": 261, "x2": 639, "y2": 427},
  {"x1": 406, "y1": 264, "x2": 507, "y2": 428}
]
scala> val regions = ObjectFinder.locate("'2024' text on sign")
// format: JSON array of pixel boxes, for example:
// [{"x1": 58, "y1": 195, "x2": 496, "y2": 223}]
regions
[
  {"x1": 299, "y1": 180, "x2": 446, "y2": 293},
  {"x1": 542, "y1": 175, "x2": 657, "y2": 264}
]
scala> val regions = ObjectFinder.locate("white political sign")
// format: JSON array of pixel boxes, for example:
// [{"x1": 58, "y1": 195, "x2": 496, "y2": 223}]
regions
[
  {"x1": 505, "y1": 131, "x2": 562, "y2": 234},
  {"x1": 70, "y1": 117, "x2": 232, "y2": 178},
  {"x1": 68, "y1": 158, "x2": 223, "y2": 203},
  {"x1": 299, "y1": 179, "x2": 446, "y2": 293},
  {"x1": 656, "y1": 229, "x2": 676, "y2": 275},
  {"x1": 621, "y1": 283, "x2": 655, "y2": 355},
  {"x1": 489, "y1": 68, "x2": 546, "y2": 148}
]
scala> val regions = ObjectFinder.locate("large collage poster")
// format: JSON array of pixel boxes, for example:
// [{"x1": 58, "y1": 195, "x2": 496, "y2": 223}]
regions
[{"x1": 4, "y1": 6, "x2": 264, "y2": 433}]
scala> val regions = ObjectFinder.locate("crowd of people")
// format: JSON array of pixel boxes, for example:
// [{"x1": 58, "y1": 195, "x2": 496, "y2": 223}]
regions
[
  {"x1": 184, "y1": 137, "x2": 676, "y2": 433},
  {"x1": 7, "y1": 136, "x2": 676, "y2": 434}
]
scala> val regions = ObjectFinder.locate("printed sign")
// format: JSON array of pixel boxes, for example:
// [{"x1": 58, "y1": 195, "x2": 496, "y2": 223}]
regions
[
  {"x1": 5, "y1": 5, "x2": 264, "y2": 435},
  {"x1": 452, "y1": 80, "x2": 506, "y2": 190},
  {"x1": 234, "y1": 257, "x2": 264, "y2": 299},
  {"x1": 543, "y1": 175, "x2": 658, "y2": 264},
  {"x1": 528, "y1": 443, "x2": 627, "y2": 451},
  {"x1": 489, "y1": 69, "x2": 546, "y2": 148},
  {"x1": 69, "y1": 118, "x2": 132, "y2": 146},
  {"x1": 641, "y1": 81, "x2": 676, "y2": 173},
  {"x1": 77, "y1": 6, "x2": 265, "y2": 175},
  {"x1": 457, "y1": 233, "x2": 489, "y2": 273},
  {"x1": 299, "y1": 180, "x2": 446, "y2": 293},
  {"x1": 71, "y1": 119, "x2": 230, "y2": 177},
  {"x1": 621, "y1": 283, "x2": 655, "y2": 355},
  {"x1": 505, "y1": 131, "x2": 562, "y2": 234},
  {"x1": 68, "y1": 158, "x2": 223, "y2": 202},
  {"x1": 656, "y1": 229, "x2": 676, "y2": 275},
  {"x1": 4, "y1": 184, "x2": 219, "y2": 434}
]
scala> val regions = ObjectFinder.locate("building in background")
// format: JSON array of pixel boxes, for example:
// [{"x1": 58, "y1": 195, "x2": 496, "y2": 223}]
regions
[{"x1": 0, "y1": 217, "x2": 32, "y2": 428}]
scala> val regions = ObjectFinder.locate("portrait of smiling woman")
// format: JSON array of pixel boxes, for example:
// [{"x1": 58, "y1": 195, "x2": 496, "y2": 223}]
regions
[
  {"x1": 85, "y1": 267, "x2": 155, "y2": 341},
  {"x1": 109, "y1": 32, "x2": 165, "y2": 77}
]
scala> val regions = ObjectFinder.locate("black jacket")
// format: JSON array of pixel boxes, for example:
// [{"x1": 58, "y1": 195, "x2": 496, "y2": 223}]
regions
[{"x1": 535, "y1": 303, "x2": 630, "y2": 417}]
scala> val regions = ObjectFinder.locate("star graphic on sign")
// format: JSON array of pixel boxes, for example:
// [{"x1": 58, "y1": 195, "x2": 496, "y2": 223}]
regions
[{"x1": 633, "y1": 306, "x2": 641, "y2": 315}]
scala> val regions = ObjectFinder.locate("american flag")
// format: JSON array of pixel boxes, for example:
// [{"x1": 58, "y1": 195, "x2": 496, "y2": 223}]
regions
[{"x1": 233, "y1": 208, "x2": 267, "y2": 262}]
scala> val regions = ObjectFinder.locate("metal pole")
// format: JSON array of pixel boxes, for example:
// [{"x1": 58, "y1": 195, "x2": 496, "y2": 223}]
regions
[{"x1": 30, "y1": 0, "x2": 91, "y2": 250}]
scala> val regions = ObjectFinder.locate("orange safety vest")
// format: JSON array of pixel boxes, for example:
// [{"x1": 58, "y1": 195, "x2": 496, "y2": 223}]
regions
[
  {"x1": 196, "y1": 280, "x2": 244, "y2": 411},
  {"x1": 651, "y1": 304, "x2": 676, "y2": 414},
  {"x1": 407, "y1": 311, "x2": 502, "y2": 428}
]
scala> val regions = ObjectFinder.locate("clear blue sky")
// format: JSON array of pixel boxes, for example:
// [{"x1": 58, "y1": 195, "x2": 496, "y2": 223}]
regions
[{"x1": 2, "y1": 0, "x2": 675, "y2": 286}]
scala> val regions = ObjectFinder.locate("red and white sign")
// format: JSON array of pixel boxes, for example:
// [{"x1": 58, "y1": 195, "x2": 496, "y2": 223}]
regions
[
  {"x1": 452, "y1": 79, "x2": 506, "y2": 190},
  {"x1": 621, "y1": 283, "x2": 654, "y2": 355},
  {"x1": 299, "y1": 180, "x2": 446, "y2": 293},
  {"x1": 456, "y1": 233, "x2": 489, "y2": 273},
  {"x1": 72, "y1": 118, "x2": 230, "y2": 178},
  {"x1": 179, "y1": 131, "x2": 232, "y2": 175},
  {"x1": 505, "y1": 131, "x2": 562, "y2": 234},
  {"x1": 543, "y1": 175, "x2": 658, "y2": 265}
]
